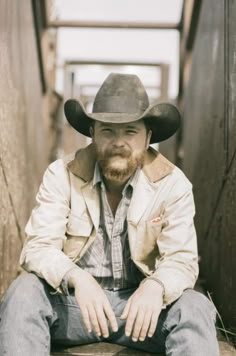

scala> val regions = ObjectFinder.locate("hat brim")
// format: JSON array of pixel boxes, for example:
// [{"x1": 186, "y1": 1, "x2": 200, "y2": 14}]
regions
[{"x1": 64, "y1": 99, "x2": 181, "y2": 144}]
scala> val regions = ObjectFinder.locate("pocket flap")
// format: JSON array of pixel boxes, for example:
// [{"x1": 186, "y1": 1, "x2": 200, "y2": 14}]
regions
[{"x1": 67, "y1": 213, "x2": 93, "y2": 237}]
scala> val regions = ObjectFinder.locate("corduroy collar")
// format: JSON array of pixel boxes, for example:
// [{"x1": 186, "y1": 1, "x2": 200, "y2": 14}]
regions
[{"x1": 67, "y1": 143, "x2": 174, "y2": 183}]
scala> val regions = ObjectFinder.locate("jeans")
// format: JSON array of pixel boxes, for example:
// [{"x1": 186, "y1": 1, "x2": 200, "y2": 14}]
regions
[{"x1": 0, "y1": 273, "x2": 219, "y2": 356}]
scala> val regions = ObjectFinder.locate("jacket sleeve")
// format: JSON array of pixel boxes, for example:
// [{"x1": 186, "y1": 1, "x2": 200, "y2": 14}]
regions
[
  {"x1": 20, "y1": 159, "x2": 78, "y2": 291},
  {"x1": 153, "y1": 172, "x2": 199, "y2": 306}
]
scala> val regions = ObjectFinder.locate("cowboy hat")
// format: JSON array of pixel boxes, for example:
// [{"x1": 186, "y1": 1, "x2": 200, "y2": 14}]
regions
[{"x1": 64, "y1": 73, "x2": 181, "y2": 144}]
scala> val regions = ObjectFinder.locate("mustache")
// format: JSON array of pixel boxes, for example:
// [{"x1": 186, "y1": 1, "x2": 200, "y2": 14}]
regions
[{"x1": 104, "y1": 148, "x2": 131, "y2": 158}]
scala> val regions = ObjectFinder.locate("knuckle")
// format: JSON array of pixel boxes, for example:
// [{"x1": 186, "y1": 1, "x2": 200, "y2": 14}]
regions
[
  {"x1": 93, "y1": 324, "x2": 100, "y2": 331},
  {"x1": 93, "y1": 300, "x2": 101, "y2": 307},
  {"x1": 95, "y1": 308, "x2": 103, "y2": 317},
  {"x1": 92, "y1": 322, "x2": 99, "y2": 330},
  {"x1": 127, "y1": 313, "x2": 135, "y2": 321},
  {"x1": 134, "y1": 321, "x2": 142, "y2": 329},
  {"x1": 99, "y1": 319, "x2": 108, "y2": 330},
  {"x1": 90, "y1": 316, "x2": 98, "y2": 324},
  {"x1": 127, "y1": 313, "x2": 135, "y2": 323},
  {"x1": 83, "y1": 315, "x2": 90, "y2": 323}
]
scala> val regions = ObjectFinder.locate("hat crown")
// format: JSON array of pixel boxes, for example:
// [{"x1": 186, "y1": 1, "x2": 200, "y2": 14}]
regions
[{"x1": 92, "y1": 73, "x2": 149, "y2": 115}]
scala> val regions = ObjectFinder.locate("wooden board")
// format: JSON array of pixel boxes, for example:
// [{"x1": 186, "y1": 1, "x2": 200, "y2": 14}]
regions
[
  {"x1": 182, "y1": 0, "x2": 236, "y2": 329},
  {"x1": 227, "y1": 0, "x2": 236, "y2": 166},
  {"x1": 51, "y1": 341, "x2": 235, "y2": 356},
  {"x1": 0, "y1": 0, "x2": 51, "y2": 297}
]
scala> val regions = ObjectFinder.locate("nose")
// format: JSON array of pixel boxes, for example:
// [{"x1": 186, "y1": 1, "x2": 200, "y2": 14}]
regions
[{"x1": 112, "y1": 131, "x2": 125, "y2": 147}]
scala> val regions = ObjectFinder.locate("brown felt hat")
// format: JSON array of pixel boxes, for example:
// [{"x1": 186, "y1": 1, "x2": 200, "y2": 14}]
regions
[{"x1": 64, "y1": 73, "x2": 181, "y2": 144}]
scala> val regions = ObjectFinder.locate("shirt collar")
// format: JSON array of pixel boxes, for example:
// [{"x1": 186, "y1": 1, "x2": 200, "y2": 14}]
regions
[{"x1": 93, "y1": 162, "x2": 103, "y2": 187}]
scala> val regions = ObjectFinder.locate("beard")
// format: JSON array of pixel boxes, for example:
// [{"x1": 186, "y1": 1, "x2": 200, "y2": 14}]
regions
[{"x1": 94, "y1": 145, "x2": 145, "y2": 183}]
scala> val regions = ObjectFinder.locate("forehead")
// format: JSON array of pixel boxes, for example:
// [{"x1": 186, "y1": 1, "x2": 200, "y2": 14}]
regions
[{"x1": 94, "y1": 119, "x2": 145, "y2": 130}]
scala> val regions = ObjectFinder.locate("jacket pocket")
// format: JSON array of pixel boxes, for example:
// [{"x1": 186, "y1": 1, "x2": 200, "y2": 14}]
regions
[
  {"x1": 134, "y1": 219, "x2": 163, "y2": 262},
  {"x1": 146, "y1": 219, "x2": 163, "y2": 238},
  {"x1": 64, "y1": 213, "x2": 94, "y2": 260},
  {"x1": 66, "y1": 213, "x2": 93, "y2": 236}
]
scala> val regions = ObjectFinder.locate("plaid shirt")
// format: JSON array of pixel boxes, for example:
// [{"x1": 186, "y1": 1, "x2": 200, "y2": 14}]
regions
[{"x1": 77, "y1": 163, "x2": 144, "y2": 290}]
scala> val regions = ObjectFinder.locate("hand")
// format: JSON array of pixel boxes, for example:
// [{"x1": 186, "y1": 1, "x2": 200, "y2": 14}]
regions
[
  {"x1": 67, "y1": 268, "x2": 118, "y2": 338},
  {"x1": 120, "y1": 279, "x2": 163, "y2": 342}
]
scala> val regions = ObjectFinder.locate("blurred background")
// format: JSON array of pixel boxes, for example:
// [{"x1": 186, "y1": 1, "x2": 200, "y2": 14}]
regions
[
  {"x1": 47, "y1": 0, "x2": 184, "y2": 157},
  {"x1": 0, "y1": 0, "x2": 235, "y2": 347}
]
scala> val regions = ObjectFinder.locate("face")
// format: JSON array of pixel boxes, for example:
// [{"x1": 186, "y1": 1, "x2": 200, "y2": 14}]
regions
[{"x1": 90, "y1": 120, "x2": 151, "y2": 183}]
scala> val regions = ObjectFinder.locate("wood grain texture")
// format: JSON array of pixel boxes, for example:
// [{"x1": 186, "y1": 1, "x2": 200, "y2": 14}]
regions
[
  {"x1": 0, "y1": 0, "x2": 51, "y2": 297},
  {"x1": 227, "y1": 0, "x2": 236, "y2": 166},
  {"x1": 50, "y1": 341, "x2": 235, "y2": 356},
  {"x1": 182, "y1": 0, "x2": 236, "y2": 330}
]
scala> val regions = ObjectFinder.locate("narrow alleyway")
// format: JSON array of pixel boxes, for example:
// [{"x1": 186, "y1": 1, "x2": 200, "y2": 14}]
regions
[{"x1": 0, "y1": 0, "x2": 235, "y2": 354}]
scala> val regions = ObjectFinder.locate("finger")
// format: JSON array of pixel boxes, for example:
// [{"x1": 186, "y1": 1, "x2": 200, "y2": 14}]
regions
[
  {"x1": 131, "y1": 308, "x2": 145, "y2": 342},
  {"x1": 138, "y1": 309, "x2": 153, "y2": 341},
  {"x1": 87, "y1": 304, "x2": 102, "y2": 336},
  {"x1": 103, "y1": 301, "x2": 118, "y2": 333},
  {"x1": 125, "y1": 305, "x2": 138, "y2": 337},
  {"x1": 120, "y1": 297, "x2": 131, "y2": 320},
  {"x1": 148, "y1": 310, "x2": 159, "y2": 338},
  {"x1": 80, "y1": 305, "x2": 92, "y2": 333},
  {"x1": 95, "y1": 304, "x2": 109, "y2": 338}
]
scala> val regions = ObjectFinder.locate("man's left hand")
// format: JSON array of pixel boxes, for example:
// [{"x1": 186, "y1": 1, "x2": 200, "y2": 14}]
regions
[{"x1": 120, "y1": 279, "x2": 163, "y2": 342}]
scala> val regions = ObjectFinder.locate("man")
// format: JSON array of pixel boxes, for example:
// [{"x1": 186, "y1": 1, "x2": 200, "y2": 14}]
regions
[{"x1": 0, "y1": 73, "x2": 218, "y2": 355}]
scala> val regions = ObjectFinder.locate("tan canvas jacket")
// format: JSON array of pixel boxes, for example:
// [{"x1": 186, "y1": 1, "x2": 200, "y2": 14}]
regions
[{"x1": 20, "y1": 144, "x2": 199, "y2": 305}]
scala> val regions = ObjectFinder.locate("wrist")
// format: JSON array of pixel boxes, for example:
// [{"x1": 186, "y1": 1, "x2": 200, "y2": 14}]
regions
[
  {"x1": 140, "y1": 276, "x2": 165, "y2": 297},
  {"x1": 66, "y1": 267, "x2": 86, "y2": 288}
]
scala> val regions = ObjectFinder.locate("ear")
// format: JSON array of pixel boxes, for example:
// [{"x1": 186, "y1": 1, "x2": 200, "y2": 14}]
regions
[{"x1": 146, "y1": 130, "x2": 152, "y2": 149}]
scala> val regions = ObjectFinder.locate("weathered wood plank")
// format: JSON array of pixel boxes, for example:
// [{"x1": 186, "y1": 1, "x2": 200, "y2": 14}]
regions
[
  {"x1": 0, "y1": 0, "x2": 51, "y2": 297},
  {"x1": 51, "y1": 341, "x2": 235, "y2": 356},
  {"x1": 182, "y1": 0, "x2": 236, "y2": 330},
  {"x1": 51, "y1": 342, "x2": 164, "y2": 355},
  {"x1": 227, "y1": 0, "x2": 236, "y2": 166},
  {"x1": 183, "y1": 0, "x2": 225, "y2": 243}
]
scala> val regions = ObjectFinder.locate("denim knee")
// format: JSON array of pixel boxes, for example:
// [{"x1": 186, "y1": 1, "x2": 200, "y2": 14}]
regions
[
  {"x1": 180, "y1": 289, "x2": 216, "y2": 321},
  {"x1": 0, "y1": 272, "x2": 54, "y2": 322},
  {"x1": 164, "y1": 289, "x2": 217, "y2": 331},
  {"x1": 0, "y1": 273, "x2": 54, "y2": 355},
  {"x1": 1, "y1": 273, "x2": 46, "y2": 304}
]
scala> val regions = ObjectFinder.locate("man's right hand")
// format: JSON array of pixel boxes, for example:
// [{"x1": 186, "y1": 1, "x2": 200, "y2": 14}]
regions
[{"x1": 66, "y1": 268, "x2": 118, "y2": 338}]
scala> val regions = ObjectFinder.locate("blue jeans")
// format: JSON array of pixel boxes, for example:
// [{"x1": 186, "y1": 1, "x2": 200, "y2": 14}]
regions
[{"x1": 0, "y1": 273, "x2": 219, "y2": 356}]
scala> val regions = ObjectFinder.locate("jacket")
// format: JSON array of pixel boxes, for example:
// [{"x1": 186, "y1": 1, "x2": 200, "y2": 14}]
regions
[{"x1": 20, "y1": 144, "x2": 199, "y2": 305}]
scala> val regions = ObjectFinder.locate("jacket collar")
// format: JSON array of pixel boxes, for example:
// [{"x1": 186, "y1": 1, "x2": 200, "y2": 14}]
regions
[{"x1": 67, "y1": 143, "x2": 174, "y2": 183}]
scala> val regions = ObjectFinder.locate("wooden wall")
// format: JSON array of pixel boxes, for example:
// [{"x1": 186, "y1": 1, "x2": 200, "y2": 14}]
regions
[
  {"x1": 182, "y1": 0, "x2": 236, "y2": 328},
  {"x1": 0, "y1": 0, "x2": 51, "y2": 297}
]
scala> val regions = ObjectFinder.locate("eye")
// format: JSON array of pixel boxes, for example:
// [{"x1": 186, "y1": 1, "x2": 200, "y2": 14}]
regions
[
  {"x1": 102, "y1": 128, "x2": 112, "y2": 133},
  {"x1": 126, "y1": 129, "x2": 137, "y2": 135}
]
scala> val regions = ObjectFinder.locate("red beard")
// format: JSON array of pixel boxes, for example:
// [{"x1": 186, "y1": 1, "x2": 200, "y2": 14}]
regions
[{"x1": 94, "y1": 145, "x2": 145, "y2": 182}]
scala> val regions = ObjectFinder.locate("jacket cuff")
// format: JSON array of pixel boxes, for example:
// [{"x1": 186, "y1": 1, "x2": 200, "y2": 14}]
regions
[
  {"x1": 152, "y1": 269, "x2": 196, "y2": 306},
  {"x1": 140, "y1": 276, "x2": 165, "y2": 296},
  {"x1": 20, "y1": 250, "x2": 79, "y2": 293},
  {"x1": 60, "y1": 266, "x2": 81, "y2": 295}
]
